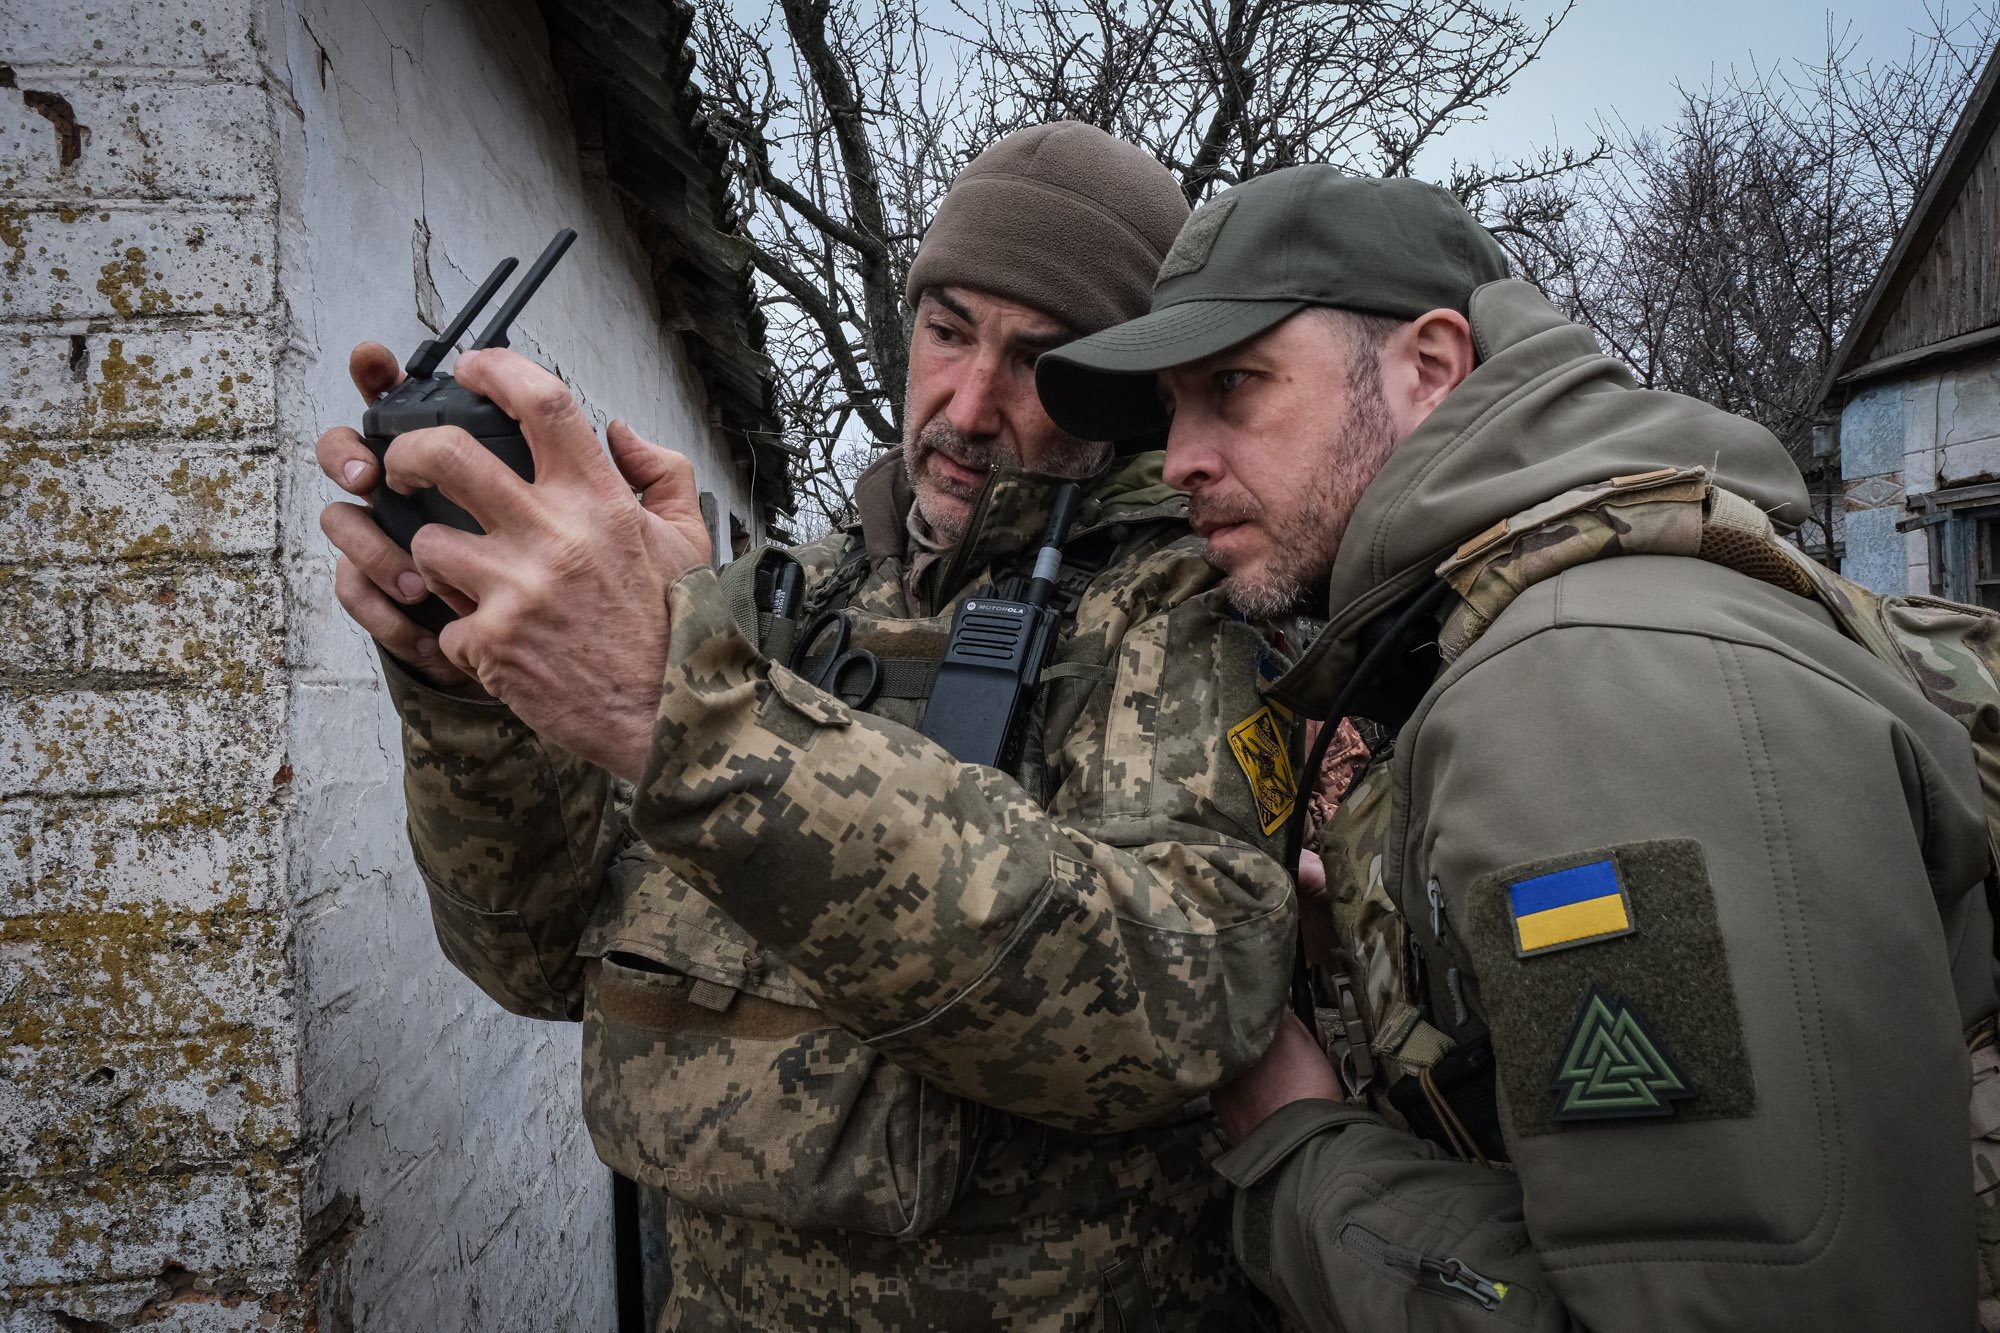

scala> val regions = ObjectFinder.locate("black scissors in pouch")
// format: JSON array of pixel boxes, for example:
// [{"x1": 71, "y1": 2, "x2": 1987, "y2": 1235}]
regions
[{"x1": 789, "y1": 608, "x2": 883, "y2": 708}]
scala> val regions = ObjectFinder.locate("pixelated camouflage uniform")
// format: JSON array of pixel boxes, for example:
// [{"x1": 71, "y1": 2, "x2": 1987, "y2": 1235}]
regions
[
  {"x1": 1220, "y1": 279, "x2": 2000, "y2": 1331},
  {"x1": 388, "y1": 449, "x2": 1299, "y2": 1330}
]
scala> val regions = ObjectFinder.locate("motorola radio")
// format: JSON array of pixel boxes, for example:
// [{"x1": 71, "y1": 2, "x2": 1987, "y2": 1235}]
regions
[{"x1": 918, "y1": 482, "x2": 1083, "y2": 768}]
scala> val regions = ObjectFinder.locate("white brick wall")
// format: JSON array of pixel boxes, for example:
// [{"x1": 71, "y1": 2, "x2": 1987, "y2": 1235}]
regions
[
  {"x1": 3, "y1": 330, "x2": 273, "y2": 448},
  {"x1": 0, "y1": 81, "x2": 271, "y2": 202},
  {"x1": 5, "y1": 0, "x2": 743, "y2": 1326},
  {"x1": 7, "y1": 0, "x2": 262, "y2": 72},
  {"x1": 0, "y1": 0, "x2": 296, "y2": 1319},
  {"x1": 0, "y1": 210, "x2": 274, "y2": 321}
]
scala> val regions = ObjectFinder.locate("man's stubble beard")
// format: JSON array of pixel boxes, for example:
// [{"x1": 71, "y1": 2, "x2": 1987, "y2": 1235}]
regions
[
  {"x1": 1197, "y1": 368, "x2": 1398, "y2": 618},
  {"x1": 901, "y1": 413, "x2": 1110, "y2": 547}
]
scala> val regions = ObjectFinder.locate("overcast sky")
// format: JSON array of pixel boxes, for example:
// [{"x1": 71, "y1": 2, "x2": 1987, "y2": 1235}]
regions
[{"x1": 1417, "y1": 0, "x2": 1967, "y2": 171}]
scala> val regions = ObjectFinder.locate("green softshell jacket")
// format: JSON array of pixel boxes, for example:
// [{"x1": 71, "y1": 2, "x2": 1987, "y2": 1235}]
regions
[
  {"x1": 1222, "y1": 279, "x2": 1999, "y2": 1331},
  {"x1": 387, "y1": 450, "x2": 1298, "y2": 1329}
]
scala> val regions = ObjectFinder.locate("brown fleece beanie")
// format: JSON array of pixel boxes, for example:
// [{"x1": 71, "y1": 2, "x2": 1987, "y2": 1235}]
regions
[{"x1": 905, "y1": 122, "x2": 1189, "y2": 336}]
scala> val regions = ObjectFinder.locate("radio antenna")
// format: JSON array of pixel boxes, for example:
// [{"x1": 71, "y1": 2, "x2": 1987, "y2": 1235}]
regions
[
  {"x1": 472, "y1": 228, "x2": 577, "y2": 351},
  {"x1": 404, "y1": 256, "x2": 518, "y2": 380}
]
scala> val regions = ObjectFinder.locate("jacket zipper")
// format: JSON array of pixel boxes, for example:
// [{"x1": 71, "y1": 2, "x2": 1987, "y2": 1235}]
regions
[{"x1": 1338, "y1": 1223, "x2": 1510, "y2": 1310}]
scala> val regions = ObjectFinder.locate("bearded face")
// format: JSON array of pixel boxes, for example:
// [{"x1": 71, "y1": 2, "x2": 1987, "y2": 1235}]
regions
[
  {"x1": 902, "y1": 414, "x2": 1108, "y2": 546},
  {"x1": 1188, "y1": 357, "x2": 1396, "y2": 618},
  {"x1": 898, "y1": 287, "x2": 1112, "y2": 547}
]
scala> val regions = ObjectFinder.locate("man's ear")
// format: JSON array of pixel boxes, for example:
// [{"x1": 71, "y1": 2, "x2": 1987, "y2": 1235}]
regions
[{"x1": 1384, "y1": 309, "x2": 1475, "y2": 438}]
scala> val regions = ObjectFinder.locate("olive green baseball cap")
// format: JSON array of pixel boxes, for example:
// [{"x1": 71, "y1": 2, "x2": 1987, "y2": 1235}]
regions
[{"x1": 1037, "y1": 167, "x2": 1509, "y2": 441}]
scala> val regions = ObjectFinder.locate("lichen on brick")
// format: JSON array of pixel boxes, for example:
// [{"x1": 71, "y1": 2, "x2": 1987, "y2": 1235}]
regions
[
  {"x1": 95, "y1": 244, "x2": 171, "y2": 317},
  {"x1": 0, "y1": 204, "x2": 26, "y2": 276}
]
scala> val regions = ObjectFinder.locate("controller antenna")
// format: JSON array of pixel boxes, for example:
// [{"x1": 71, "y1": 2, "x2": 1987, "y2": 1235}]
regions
[
  {"x1": 404, "y1": 256, "x2": 519, "y2": 380},
  {"x1": 471, "y1": 228, "x2": 577, "y2": 351}
]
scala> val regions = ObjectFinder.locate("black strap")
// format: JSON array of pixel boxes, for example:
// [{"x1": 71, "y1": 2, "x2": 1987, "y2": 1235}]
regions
[
  {"x1": 1386, "y1": 1034, "x2": 1509, "y2": 1164},
  {"x1": 1285, "y1": 580, "x2": 1454, "y2": 1035},
  {"x1": 809, "y1": 531, "x2": 873, "y2": 619},
  {"x1": 1049, "y1": 527, "x2": 1117, "y2": 611},
  {"x1": 793, "y1": 653, "x2": 939, "y2": 701}
]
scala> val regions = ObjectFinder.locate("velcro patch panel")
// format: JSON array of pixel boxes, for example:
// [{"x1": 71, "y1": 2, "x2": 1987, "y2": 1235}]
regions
[{"x1": 1460, "y1": 839, "x2": 1755, "y2": 1138}]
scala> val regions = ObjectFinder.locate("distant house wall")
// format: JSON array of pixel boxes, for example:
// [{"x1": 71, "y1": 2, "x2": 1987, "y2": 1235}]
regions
[
  {"x1": 1838, "y1": 382, "x2": 1913, "y2": 594},
  {"x1": 1838, "y1": 360, "x2": 2000, "y2": 598},
  {"x1": 1823, "y1": 40, "x2": 2000, "y2": 603},
  {"x1": 1862, "y1": 110, "x2": 2000, "y2": 368},
  {"x1": 1900, "y1": 363, "x2": 2000, "y2": 499},
  {"x1": 3, "y1": 0, "x2": 748, "y2": 1326}
]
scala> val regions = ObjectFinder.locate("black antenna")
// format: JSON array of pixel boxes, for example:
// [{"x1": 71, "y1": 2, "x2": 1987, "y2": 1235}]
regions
[
  {"x1": 1024, "y1": 482, "x2": 1082, "y2": 610},
  {"x1": 472, "y1": 228, "x2": 577, "y2": 351},
  {"x1": 405, "y1": 256, "x2": 519, "y2": 380}
]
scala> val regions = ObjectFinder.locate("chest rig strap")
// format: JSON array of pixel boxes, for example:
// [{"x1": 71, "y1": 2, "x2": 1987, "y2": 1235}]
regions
[
  {"x1": 733, "y1": 517, "x2": 1122, "y2": 759},
  {"x1": 1319, "y1": 755, "x2": 1504, "y2": 1165},
  {"x1": 1291, "y1": 580, "x2": 1511, "y2": 1163}
]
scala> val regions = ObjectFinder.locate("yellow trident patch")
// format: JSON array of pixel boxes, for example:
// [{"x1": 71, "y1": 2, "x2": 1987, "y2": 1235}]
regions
[{"x1": 1228, "y1": 705, "x2": 1297, "y2": 835}]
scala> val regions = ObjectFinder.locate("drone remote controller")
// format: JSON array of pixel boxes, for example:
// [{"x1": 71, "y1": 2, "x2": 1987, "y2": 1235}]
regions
[{"x1": 360, "y1": 227, "x2": 577, "y2": 632}]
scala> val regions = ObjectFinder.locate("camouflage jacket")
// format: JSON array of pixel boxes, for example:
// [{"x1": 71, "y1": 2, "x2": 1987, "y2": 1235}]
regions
[
  {"x1": 1219, "y1": 281, "x2": 1999, "y2": 1331},
  {"x1": 389, "y1": 450, "x2": 1299, "y2": 1330}
]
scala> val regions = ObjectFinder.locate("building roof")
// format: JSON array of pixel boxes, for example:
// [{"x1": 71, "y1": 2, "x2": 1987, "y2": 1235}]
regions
[
  {"x1": 1820, "y1": 39, "x2": 2000, "y2": 405},
  {"x1": 536, "y1": 0, "x2": 794, "y2": 522}
]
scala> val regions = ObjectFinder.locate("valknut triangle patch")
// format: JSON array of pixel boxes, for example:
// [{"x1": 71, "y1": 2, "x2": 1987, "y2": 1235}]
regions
[{"x1": 1549, "y1": 986, "x2": 1697, "y2": 1122}]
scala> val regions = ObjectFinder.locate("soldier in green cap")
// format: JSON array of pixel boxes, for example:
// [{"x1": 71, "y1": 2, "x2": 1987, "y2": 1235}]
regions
[
  {"x1": 313, "y1": 123, "x2": 1304, "y2": 1329},
  {"x1": 1036, "y1": 166, "x2": 1999, "y2": 1330}
]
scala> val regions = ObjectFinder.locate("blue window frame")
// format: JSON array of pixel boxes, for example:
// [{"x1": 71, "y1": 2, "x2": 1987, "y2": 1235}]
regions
[{"x1": 1924, "y1": 501, "x2": 2000, "y2": 611}]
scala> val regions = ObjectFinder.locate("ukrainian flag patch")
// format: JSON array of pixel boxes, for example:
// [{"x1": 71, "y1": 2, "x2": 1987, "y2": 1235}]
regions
[{"x1": 1508, "y1": 858, "x2": 1635, "y2": 957}]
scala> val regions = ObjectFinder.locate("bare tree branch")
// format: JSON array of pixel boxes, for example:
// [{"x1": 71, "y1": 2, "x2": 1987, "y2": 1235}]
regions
[
  {"x1": 694, "y1": 0, "x2": 1603, "y2": 537},
  {"x1": 1530, "y1": 2, "x2": 1999, "y2": 558},
  {"x1": 748, "y1": 246, "x2": 899, "y2": 445}
]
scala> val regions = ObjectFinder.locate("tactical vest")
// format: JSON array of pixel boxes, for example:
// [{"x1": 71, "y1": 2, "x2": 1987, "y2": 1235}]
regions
[
  {"x1": 1317, "y1": 465, "x2": 2000, "y2": 1318},
  {"x1": 717, "y1": 523, "x2": 1125, "y2": 800}
]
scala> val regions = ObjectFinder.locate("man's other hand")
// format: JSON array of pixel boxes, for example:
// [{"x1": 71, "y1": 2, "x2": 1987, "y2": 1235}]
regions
[
  {"x1": 1211, "y1": 1013, "x2": 1344, "y2": 1143},
  {"x1": 316, "y1": 342, "x2": 476, "y2": 689},
  {"x1": 1297, "y1": 848, "x2": 1336, "y2": 968},
  {"x1": 381, "y1": 347, "x2": 712, "y2": 779}
]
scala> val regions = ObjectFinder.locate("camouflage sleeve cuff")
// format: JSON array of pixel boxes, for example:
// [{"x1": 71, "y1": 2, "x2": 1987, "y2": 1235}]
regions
[
  {"x1": 658, "y1": 556, "x2": 768, "y2": 686},
  {"x1": 380, "y1": 645, "x2": 541, "y2": 776},
  {"x1": 633, "y1": 562, "x2": 875, "y2": 841},
  {"x1": 631, "y1": 564, "x2": 780, "y2": 845},
  {"x1": 378, "y1": 646, "x2": 510, "y2": 725},
  {"x1": 1214, "y1": 1099, "x2": 1386, "y2": 1189}
]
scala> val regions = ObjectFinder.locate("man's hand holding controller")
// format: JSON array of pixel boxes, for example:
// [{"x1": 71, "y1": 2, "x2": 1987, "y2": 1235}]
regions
[{"x1": 315, "y1": 275, "x2": 713, "y2": 779}]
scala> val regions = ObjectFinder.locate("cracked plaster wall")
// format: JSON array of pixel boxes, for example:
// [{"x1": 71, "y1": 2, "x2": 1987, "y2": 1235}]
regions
[
  {"x1": 6, "y1": 0, "x2": 747, "y2": 1326},
  {"x1": 1839, "y1": 362, "x2": 2000, "y2": 596},
  {"x1": 1899, "y1": 364, "x2": 2000, "y2": 499}
]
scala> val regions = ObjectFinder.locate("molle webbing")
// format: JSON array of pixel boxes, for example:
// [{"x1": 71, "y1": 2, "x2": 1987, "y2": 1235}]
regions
[
  {"x1": 1317, "y1": 758, "x2": 1486, "y2": 1157},
  {"x1": 800, "y1": 655, "x2": 939, "y2": 703},
  {"x1": 1434, "y1": 466, "x2": 1818, "y2": 666},
  {"x1": 812, "y1": 539, "x2": 876, "y2": 617},
  {"x1": 721, "y1": 530, "x2": 1121, "y2": 715},
  {"x1": 718, "y1": 538, "x2": 874, "y2": 669},
  {"x1": 1372, "y1": 1002, "x2": 1456, "y2": 1071}
]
